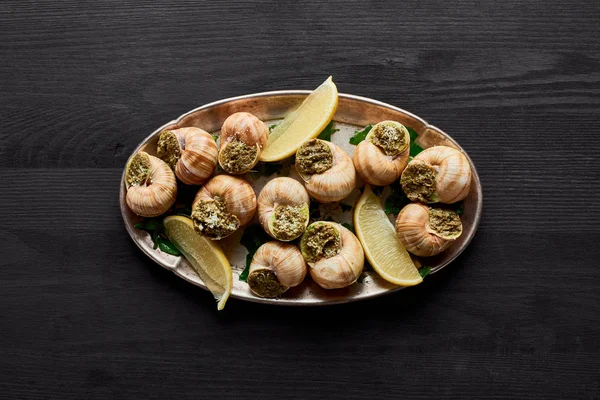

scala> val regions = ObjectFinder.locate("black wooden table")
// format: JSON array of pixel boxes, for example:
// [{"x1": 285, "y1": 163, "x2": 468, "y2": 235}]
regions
[{"x1": 2, "y1": 1, "x2": 599, "y2": 399}]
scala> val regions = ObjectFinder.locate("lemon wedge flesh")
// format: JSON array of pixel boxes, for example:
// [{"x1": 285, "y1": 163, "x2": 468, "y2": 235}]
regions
[
  {"x1": 164, "y1": 216, "x2": 233, "y2": 310},
  {"x1": 260, "y1": 76, "x2": 338, "y2": 162},
  {"x1": 354, "y1": 185, "x2": 423, "y2": 286}
]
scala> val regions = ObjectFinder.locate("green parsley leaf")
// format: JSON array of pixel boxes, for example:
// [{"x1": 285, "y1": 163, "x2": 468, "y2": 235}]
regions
[
  {"x1": 317, "y1": 120, "x2": 339, "y2": 141},
  {"x1": 212, "y1": 134, "x2": 219, "y2": 142},
  {"x1": 419, "y1": 266, "x2": 431, "y2": 278},
  {"x1": 407, "y1": 126, "x2": 418, "y2": 141},
  {"x1": 152, "y1": 231, "x2": 160, "y2": 249},
  {"x1": 239, "y1": 224, "x2": 271, "y2": 282},
  {"x1": 384, "y1": 181, "x2": 411, "y2": 215},
  {"x1": 269, "y1": 124, "x2": 278, "y2": 133},
  {"x1": 239, "y1": 253, "x2": 253, "y2": 281},
  {"x1": 144, "y1": 219, "x2": 162, "y2": 232},
  {"x1": 454, "y1": 201, "x2": 465, "y2": 216},
  {"x1": 407, "y1": 127, "x2": 424, "y2": 157},
  {"x1": 157, "y1": 237, "x2": 182, "y2": 256},
  {"x1": 349, "y1": 124, "x2": 373, "y2": 145},
  {"x1": 134, "y1": 217, "x2": 181, "y2": 257},
  {"x1": 341, "y1": 222, "x2": 355, "y2": 234}
]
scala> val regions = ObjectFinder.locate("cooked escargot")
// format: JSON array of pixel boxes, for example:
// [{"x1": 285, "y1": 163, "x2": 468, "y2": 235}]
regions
[
  {"x1": 218, "y1": 112, "x2": 269, "y2": 174},
  {"x1": 295, "y1": 139, "x2": 356, "y2": 203},
  {"x1": 401, "y1": 146, "x2": 471, "y2": 204},
  {"x1": 395, "y1": 203, "x2": 463, "y2": 257},
  {"x1": 125, "y1": 151, "x2": 177, "y2": 217},
  {"x1": 353, "y1": 121, "x2": 410, "y2": 186},
  {"x1": 300, "y1": 221, "x2": 364, "y2": 289},
  {"x1": 247, "y1": 241, "x2": 307, "y2": 298},
  {"x1": 258, "y1": 177, "x2": 310, "y2": 241},
  {"x1": 191, "y1": 175, "x2": 257, "y2": 240},
  {"x1": 156, "y1": 127, "x2": 218, "y2": 185}
]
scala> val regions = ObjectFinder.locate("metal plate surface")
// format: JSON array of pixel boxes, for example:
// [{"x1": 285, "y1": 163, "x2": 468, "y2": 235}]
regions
[{"x1": 120, "y1": 91, "x2": 482, "y2": 306}]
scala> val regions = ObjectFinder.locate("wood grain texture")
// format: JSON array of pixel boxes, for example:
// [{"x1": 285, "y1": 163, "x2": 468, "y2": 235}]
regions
[{"x1": 1, "y1": 0, "x2": 599, "y2": 399}]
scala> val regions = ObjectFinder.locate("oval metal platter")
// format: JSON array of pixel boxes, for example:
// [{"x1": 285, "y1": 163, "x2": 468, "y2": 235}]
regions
[{"x1": 120, "y1": 91, "x2": 483, "y2": 306}]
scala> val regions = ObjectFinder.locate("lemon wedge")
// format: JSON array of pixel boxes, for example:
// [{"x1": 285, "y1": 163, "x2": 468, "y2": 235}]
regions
[
  {"x1": 260, "y1": 76, "x2": 338, "y2": 162},
  {"x1": 354, "y1": 185, "x2": 423, "y2": 286},
  {"x1": 164, "y1": 216, "x2": 233, "y2": 310}
]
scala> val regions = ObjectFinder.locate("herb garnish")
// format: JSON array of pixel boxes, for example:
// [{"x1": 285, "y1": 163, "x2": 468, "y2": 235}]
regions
[
  {"x1": 134, "y1": 218, "x2": 182, "y2": 256},
  {"x1": 349, "y1": 124, "x2": 373, "y2": 145},
  {"x1": 212, "y1": 134, "x2": 219, "y2": 142},
  {"x1": 384, "y1": 181, "x2": 411, "y2": 215},
  {"x1": 239, "y1": 224, "x2": 271, "y2": 281},
  {"x1": 453, "y1": 201, "x2": 464, "y2": 215},
  {"x1": 317, "y1": 121, "x2": 339, "y2": 141},
  {"x1": 419, "y1": 266, "x2": 431, "y2": 278},
  {"x1": 407, "y1": 127, "x2": 424, "y2": 158},
  {"x1": 269, "y1": 124, "x2": 278, "y2": 133}
]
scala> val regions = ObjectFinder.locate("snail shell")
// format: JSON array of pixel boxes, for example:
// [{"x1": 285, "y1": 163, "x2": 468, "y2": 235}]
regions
[
  {"x1": 401, "y1": 146, "x2": 471, "y2": 204},
  {"x1": 353, "y1": 121, "x2": 410, "y2": 186},
  {"x1": 157, "y1": 127, "x2": 218, "y2": 185},
  {"x1": 191, "y1": 175, "x2": 257, "y2": 240},
  {"x1": 125, "y1": 151, "x2": 177, "y2": 217},
  {"x1": 248, "y1": 241, "x2": 307, "y2": 298},
  {"x1": 218, "y1": 112, "x2": 269, "y2": 175},
  {"x1": 395, "y1": 203, "x2": 463, "y2": 257},
  {"x1": 295, "y1": 139, "x2": 356, "y2": 203},
  {"x1": 300, "y1": 221, "x2": 364, "y2": 289},
  {"x1": 258, "y1": 177, "x2": 310, "y2": 241}
]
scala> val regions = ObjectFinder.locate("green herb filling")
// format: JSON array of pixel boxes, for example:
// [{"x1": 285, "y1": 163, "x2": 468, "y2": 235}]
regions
[
  {"x1": 126, "y1": 152, "x2": 151, "y2": 187},
  {"x1": 220, "y1": 140, "x2": 258, "y2": 174},
  {"x1": 272, "y1": 204, "x2": 309, "y2": 241},
  {"x1": 248, "y1": 269, "x2": 287, "y2": 298},
  {"x1": 369, "y1": 123, "x2": 408, "y2": 157},
  {"x1": 428, "y1": 208, "x2": 462, "y2": 239},
  {"x1": 191, "y1": 196, "x2": 240, "y2": 239},
  {"x1": 157, "y1": 131, "x2": 181, "y2": 170},
  {"x1": 400, "y1": 160, "x2": 437, "y2": 203},
  {"x1": 302, "y1": 224, "x2": 341, "y2": 263},
  {"x1": 296, "y1": 139, "x2": 333, "y2": 175}
]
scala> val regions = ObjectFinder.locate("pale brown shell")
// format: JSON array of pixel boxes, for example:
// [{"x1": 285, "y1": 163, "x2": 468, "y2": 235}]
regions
[
  {"x1": 352, "y1": 122, "x2": 410, "y2": 186},
  {"x1": 249, "y1": 241, "x2": 307, "y2": 290},
  {"x1": 126, "y1": 153, "x2": 177, "y2": 217},
  {"x1": 353, "y1": 141, "x2": 409, "y2": 186},
  {"x1": 193, "y1": 174, "x2": 257, "y2": 226},
  {"x1": 395, "y1": 203, "x2": 459, "y2": 257},
  {"x1": 300, "y1": 141, "x2": 356, "y2": 203},
  {"x1": 308, "y1": 222, "x2": 364, "y2": 289},
  {"x1": 257, "y1": 177, "x2": 310, "y2": 241},
  {"x1": 171, "y1": 127, "x2": 218, "y2": 185},
  {"x1": 219, "y1": 112, "x2": 269, "y2": 174},
  {"x1": 412, "y1": 146, "x2": 472, "y2": 204}
]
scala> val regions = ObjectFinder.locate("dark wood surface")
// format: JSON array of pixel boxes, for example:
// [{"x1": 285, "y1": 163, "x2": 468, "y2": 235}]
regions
[{"x1": 2, "y1": 1, "x2": 599, "y2": 398}]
